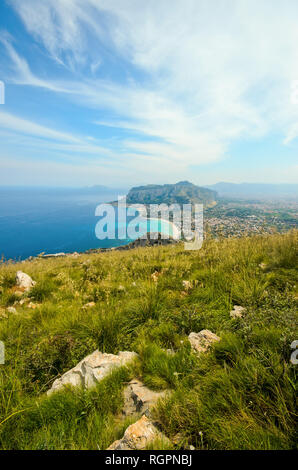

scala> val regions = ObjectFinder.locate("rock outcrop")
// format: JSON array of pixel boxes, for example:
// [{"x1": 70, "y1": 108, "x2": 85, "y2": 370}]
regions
[
  {"x1": 122, "y1": 379, "x2": 167, "y2": 417},
  {"x1": 230, "y1": 305, "x2": 246, "y2": 319},
  {"x1": 15, "y1": 271, "x2": 36, "y2": 292},
  {"x1": 47, "y1": 350, "x2": 137, "y2": 395},
  {"x1": 107, "y1": 415, "x2": 170, "y2": 450},
  {"x1": 188, "y1": 329, "x2": 220, "y2": 353},
  {"x1": 42, "y1": 253, "x2": 66, "y2": 259}
]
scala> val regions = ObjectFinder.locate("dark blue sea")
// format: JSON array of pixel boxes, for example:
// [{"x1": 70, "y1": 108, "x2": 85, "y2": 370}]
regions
[
  {"x1": 0, "y1": 187, "x2": 131, "y2": 260},
  {"x1": 0, "y1": 187, "x2": 175, "y2": 261}
]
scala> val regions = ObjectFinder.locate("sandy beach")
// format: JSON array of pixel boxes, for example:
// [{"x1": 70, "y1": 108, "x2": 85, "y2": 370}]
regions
[{"x1": 146, "y1": 217, "x2": 181, "y2": 240}]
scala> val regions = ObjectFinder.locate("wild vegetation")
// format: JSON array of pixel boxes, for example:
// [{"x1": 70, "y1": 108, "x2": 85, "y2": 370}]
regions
[{"x1": 0, "y1": 230, "x2": 297, "y2": 450}]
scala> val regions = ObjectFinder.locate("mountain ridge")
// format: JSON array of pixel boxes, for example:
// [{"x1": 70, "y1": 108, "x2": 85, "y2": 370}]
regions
[{"x1": 126, "y1": 181, "x2": 217, "y2": 207}]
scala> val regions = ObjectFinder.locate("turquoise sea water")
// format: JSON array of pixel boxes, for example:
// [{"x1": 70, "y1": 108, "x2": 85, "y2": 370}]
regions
[{"x1": 0, "y1": 188, "x2": 175, "y2": 260}]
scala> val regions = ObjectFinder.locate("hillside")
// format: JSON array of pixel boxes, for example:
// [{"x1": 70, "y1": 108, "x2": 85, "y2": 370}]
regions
[
  {"x1": 126, "y1": 181, "x2": 217, "y2": 207},
  {"x1": 0, "y1": 230, "x2": 297, "y2": 450}
]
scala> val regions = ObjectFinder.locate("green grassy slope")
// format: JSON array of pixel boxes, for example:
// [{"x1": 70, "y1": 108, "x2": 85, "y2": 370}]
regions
[{"x1": 0, "y1": 230, "x2": 297, "y2": 450}]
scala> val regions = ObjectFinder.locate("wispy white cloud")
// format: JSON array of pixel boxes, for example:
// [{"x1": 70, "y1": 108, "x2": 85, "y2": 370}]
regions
[
  {"x1": 0, "y1": 111, "x2": 122, "y2": 162},
  {"x1": 0, "y1": 110, "x2": 81, "y2": 142}
]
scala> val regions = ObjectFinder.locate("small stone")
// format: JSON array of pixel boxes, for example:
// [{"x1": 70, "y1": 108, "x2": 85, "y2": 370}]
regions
[
  {"x1": 83, "y1": 302, "x2": 96, "y2": 308},
  {"x1": 230, "y1": 305, "x2": 246, "y2": 319},
  {"x1": 182, "y1": 280, "x2": 192, "y2": 291},
  {"x1": 259, "y1": 263, "x2": 268, "y2": 270},
  {"x1": 7, "y1": 306, "x2": 17, "y2": 314},
  {"x1": 107, "y1": 415, "x2": 170, "y2": 450},
  {"x1": 188, "y1": 329, "x2": 220, "y2": 353}
]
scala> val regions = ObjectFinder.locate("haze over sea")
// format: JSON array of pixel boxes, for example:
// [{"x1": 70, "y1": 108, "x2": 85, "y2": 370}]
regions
[{"x1": 0, "y1": 187, "x2": 174, "y2": 261}]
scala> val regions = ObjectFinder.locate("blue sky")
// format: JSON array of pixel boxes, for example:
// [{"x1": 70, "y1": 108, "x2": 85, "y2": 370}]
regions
[{"x1": 0, "y1": 0, "x2": 297, "y2": 187}]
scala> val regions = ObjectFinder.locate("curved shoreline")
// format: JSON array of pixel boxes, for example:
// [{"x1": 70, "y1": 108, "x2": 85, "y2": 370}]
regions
[
  {"x1": 146, "y1": 217, "x2": 181, "y2": 240},
  {"x1": 6, "y1": 218, "x2": 181, "y2": 263}
]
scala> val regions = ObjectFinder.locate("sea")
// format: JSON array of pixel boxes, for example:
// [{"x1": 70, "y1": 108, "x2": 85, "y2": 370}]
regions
[{"x1": 0, "y1": 187, "x2": 175, "y2": 261}]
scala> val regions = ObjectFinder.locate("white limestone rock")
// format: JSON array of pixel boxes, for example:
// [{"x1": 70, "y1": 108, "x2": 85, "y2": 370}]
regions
[
  {"x1": 107, "y1": 415, "x2": 170, "y2": 450},
  {"x1": 182, "y1": 280, "x2": 192, "y2": 291},
  {"x1": 188, "y1": 329, "x2": 220, "y2": 353},
  {"x1": 47, "y1": 350, "x2": 137, "y2": 395},
  {"x1": 15, "y1": 271, "x2": 36, "y2": 292},
  {"x1": 122, "y1": 379, "x2": 168, "y2": 417},
  {"x1": 230, "y1": 305, "x2": 246, "y2": 319}
]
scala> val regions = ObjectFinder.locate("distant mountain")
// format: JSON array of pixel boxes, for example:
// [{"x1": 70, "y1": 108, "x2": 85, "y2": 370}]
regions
[
  {"x1": 205, "y1": 182, "x2": 298, "y2": 200},
  {"x1": 126, "y1": 181, "x2": 217, "y2": 207}
]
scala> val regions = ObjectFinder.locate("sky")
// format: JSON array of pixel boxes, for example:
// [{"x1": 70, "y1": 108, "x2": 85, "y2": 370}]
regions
[{"x1": 0, "y1": 0, "x2": 298, "y2": 187}]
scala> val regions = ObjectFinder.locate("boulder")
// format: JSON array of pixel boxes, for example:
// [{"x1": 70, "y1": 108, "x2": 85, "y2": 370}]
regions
[
  {"x1": 230, "y1": 305, "x2": 246, "y2": 319},
  {"x1": 107, "y1": 415, "x2": 170, "y2": 450},
  {"x1": 188, "y1": 329, "x2": 220, "y2": 353},
  {"x1": 47, "y1": 350, "x2": 137, "y2": 395},
  {"x1": 15, "y1": 271, "x2": 36, "y2": 292},
  {"x1": 122, "y1": 379, "x2": 168, "y2": 417}
]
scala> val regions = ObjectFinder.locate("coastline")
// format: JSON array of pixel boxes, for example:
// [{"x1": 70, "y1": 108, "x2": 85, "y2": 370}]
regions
[
  {"x1": 1, "y1": 216, "x2": 181, "y2": 263},
  {"x1": 19, "y1": 221, "x2": 181, "y2": 262}
]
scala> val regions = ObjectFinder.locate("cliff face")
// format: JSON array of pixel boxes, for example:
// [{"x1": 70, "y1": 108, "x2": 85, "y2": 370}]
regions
[{"x1": 126, "y1": 181, "x2": 217, "y2": 207}]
